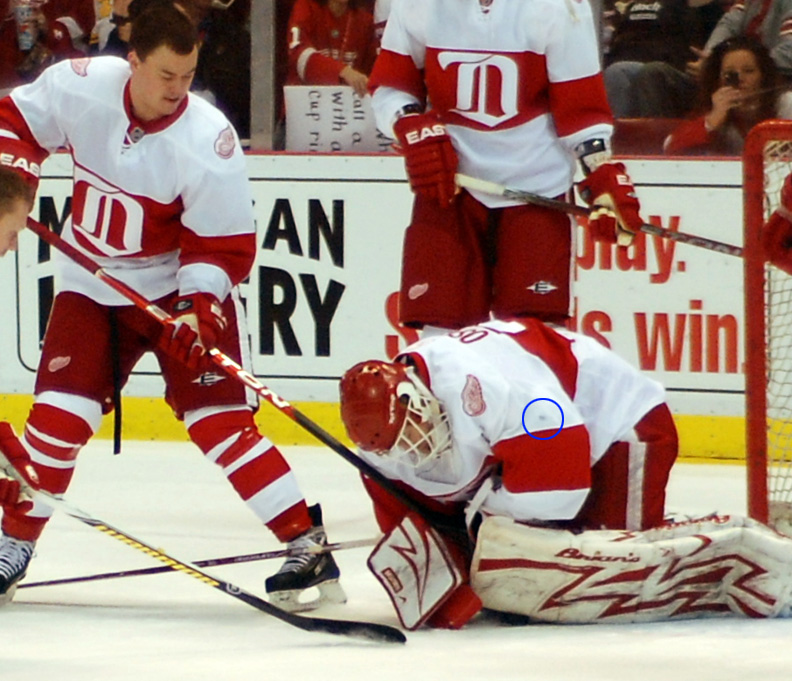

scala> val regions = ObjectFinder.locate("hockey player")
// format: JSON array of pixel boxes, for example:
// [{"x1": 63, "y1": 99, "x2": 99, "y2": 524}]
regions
[
  {"x1": 0, "y1": 4, "x2": 344, "y2": 611},
  {"x1": 339, "y1": 317, "x2": 678, "y2": 627},
  {"x1": 0, "y1": 166, "x2": 32, "y2": 256},
  {"x1": 368, "y1": 0, "x2": 647, "y2": 333},
  {"x1": 340, "y1": 319, "x2": 792, "y2": 629}
]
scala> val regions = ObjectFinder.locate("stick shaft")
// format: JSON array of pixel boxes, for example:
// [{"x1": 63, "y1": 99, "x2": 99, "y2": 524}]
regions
[
  {"x1": 19, "y1": 537, "x2": 379, "y2": 589},
  {"x1": 455, "y1": 173, "x2": 743, "y2": 258},
  {"x1": 0, "y1": 448, "x2": 404, "y2": 643}
]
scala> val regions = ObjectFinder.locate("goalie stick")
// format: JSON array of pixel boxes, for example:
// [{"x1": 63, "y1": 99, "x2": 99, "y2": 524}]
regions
[
  {"x1": 0, "y1": 448, "x2": 405, "y2": 644},
  {"x1": 455, "y1": 173, "x2": 744, "y2": 258},
  {"x1": 19, "y1": 537, "x2": 379, "y2": 589},
  {"x1": 25, "y1": 217, "x2": 461, "y2": 538}
]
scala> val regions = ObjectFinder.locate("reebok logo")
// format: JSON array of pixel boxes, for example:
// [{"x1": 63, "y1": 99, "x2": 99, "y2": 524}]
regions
[
  {"x1": 192, "y1": 373, "x2": 226, "y2": 386},
  {"x1": 526, "y1": 281, "x2": 558, "y2": 295}
]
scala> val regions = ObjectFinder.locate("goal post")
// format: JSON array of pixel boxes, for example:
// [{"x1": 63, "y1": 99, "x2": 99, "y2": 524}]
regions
[{"x1": 743, "y1": 120, "x2": 792, "y2": 529}]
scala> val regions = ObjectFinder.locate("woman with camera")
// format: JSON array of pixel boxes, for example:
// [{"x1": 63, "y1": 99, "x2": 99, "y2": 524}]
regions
[{"x1": 664, "y1": 36, "x2": 792, "y2": 155}]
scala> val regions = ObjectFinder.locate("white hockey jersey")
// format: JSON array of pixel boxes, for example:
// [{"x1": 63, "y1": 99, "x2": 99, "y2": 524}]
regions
[
  {"x1": 370, "y1": 0, "x2": 614, "y2": 207},
  {"x1": 357, "y1": 319, "x2": 666, "y2": 524},
  {"x1": 0, "y1": 56, "x2": 255, "y2": 305}
]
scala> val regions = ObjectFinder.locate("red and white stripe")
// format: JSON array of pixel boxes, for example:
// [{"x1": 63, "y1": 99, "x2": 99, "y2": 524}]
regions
[
  {"x1": 16, "y1": 391, "x2": 100, "y2": 534},
  {"x1": 186, "y1": 406, "x2": 310, "y2": 542}
]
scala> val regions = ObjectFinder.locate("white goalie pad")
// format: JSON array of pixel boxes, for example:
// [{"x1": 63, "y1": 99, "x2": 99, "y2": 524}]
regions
[
  {"x1": 367, "y1": 513, "x2": 463, "y2": 630},
  {"x1": 470, "y1": 514, "x2": 792, "y2": 623}
]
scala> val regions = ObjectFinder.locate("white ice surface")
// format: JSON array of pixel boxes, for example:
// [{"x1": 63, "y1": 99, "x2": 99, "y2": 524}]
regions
[{"x1": 3, "y1": 442, "x2": 792, "y2": 681}]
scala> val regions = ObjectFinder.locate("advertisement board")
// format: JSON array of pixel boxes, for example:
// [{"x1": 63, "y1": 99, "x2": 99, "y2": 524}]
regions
[{"x1": 0, "y1": 154, "x2": 746, "y2": 456}]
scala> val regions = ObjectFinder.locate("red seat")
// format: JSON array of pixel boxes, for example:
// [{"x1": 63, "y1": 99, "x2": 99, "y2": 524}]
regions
[{"x1": 611, "y1": 118, "x2": 685, "y2": 156}]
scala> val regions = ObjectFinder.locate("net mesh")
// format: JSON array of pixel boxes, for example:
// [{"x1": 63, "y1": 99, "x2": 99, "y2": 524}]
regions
[{"x1": 760, "y1": 140, "x2": 792, "y2": 531}]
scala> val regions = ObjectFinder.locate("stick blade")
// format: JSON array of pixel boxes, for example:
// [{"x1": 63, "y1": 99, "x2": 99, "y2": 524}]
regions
[{"x1": 294, "y1": 615, "x2": 407, "y2": 644}]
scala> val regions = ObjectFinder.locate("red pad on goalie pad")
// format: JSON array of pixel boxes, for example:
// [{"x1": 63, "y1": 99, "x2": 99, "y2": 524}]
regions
[{"x1": 367, "y1": 512, "x2": 480, "y2": 630}]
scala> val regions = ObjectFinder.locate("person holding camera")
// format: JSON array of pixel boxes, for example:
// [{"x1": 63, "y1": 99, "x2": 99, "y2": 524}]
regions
[{"x1": 664, "y1": 36, "x2": 792, "y2": 155}]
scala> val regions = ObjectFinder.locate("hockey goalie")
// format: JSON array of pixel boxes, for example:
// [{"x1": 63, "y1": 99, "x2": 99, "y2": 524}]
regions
[{"x1": 339, "y1": 318, "x2": 792, "y2": 629}]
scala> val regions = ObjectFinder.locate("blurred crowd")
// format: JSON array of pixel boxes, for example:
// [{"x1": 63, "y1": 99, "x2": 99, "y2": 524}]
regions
[{"x1": 1, "y1": 0, "x2": 791, "y2": 156}]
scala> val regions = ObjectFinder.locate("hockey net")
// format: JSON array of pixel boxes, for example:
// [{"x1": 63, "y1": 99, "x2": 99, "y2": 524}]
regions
[{"x1": 744, "y1": 121, "x2": 792, "y2": 533}]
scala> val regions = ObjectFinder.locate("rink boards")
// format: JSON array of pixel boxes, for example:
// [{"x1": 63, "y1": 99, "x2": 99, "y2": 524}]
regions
[{"x1": 0, "y1": 153, "x2": 745, "y2": 461}]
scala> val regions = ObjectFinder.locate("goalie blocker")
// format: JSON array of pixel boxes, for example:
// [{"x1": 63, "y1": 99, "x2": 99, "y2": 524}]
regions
[{"x1": 471, "y1": 514, "x2": 792, "y2": 622}]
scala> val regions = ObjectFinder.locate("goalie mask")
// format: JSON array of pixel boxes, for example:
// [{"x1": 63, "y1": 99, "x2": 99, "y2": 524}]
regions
[{"x1": 339, "y1": 360, "x2": 454, "y2": 472}]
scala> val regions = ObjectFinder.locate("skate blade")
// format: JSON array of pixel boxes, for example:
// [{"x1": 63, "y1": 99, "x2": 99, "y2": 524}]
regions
[
  {"x1": 268, "y1": 579, "x2": 348, "y2": 613},
  {"x1": 0, "y1": 582, "x2": 19, "y2": 606}
]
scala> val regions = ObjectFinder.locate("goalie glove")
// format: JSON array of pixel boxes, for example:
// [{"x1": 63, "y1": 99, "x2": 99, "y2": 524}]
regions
[
  {"x1": 393, "y1": 111, "x2": 459, "y2": 205},
  {"x1": 576, "y1": 140, "x2": 644, "y2": 246},
  {"x1": 763, "y1": 174, "x2": 792, "y2": 275},
  {"x1": 0, "y1": 422, "x2": 38, "y2": 514},
  {"x1": 367, "y1": 512, "x2": 482, "y2": 630},
  {"x1": 157, "y1": 292, "x2": 227, "y2": 371}
]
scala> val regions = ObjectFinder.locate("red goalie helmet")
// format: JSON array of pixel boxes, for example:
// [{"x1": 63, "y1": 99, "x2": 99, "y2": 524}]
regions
[
  {"x1": 340, "y1": 359, "x2": 454, "y2": 471},
  {"x1": 339, "y1": 360, "x2": 411, "y2": 453}
]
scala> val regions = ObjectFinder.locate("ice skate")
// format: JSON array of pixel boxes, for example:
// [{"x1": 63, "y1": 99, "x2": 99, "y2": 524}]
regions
[
  {"x1": 0, "y1": 534, "x2": 34, "y2": 605},
  {"x1": 265, "y1": 504, "x2": 346, "y2": 612}
]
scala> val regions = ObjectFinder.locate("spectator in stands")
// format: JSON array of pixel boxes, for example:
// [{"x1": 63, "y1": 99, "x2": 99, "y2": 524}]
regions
[
  {"x1": 699, "y1": 0, "x2": 792, "y2": 81},
  {"x1": 0, "y1": 0, "x2": 95, "y2": 95},
  {"x1": 99, "y1": 0, "x2": 134, "y2": 56},
  {"x1": 285, "y1": 0, "x2": 377, "y2": 98},
  {"x1": 603, "y1": 0, "x2": 723, "y2": 118},
  {"x1": 187, "y1": 0, "x2": 251, "y2": 138},
  {"x1": 635, "y1": 0, "x2": 792, "y2": 119},
  {"x1": 664, "y1": 36, "x2": 792, "y2": 155}
]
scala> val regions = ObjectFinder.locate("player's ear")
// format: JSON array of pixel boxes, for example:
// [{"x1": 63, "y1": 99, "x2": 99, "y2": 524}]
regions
[{"x1": 128, "y1": 50, "x2": 140, "y2": 71}]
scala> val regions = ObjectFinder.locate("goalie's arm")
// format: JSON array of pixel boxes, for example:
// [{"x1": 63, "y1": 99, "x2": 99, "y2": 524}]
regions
[{"x1": 479, "y1": 426, "x2": 592, "y2": 523}]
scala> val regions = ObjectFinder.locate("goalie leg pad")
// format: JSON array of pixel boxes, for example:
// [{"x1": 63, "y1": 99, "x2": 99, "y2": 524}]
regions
[
  {"x1": 470, "y1": 514, "x2": 792, "y2": 623},
  {"x1": 367, "y1": 512, "x2": 481, "y2": 630}
]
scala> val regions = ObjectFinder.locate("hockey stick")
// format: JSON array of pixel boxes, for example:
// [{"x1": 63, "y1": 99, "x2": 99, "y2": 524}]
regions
[
  {"x1": 0, "y1": 449, "x2": 404, "y2": 643},
  {"x1": 455, "y1": 173, "x2": 744, "y2": 258},
  {"x1": 25, "y1": 217, "x2": 461, "y2": 536},
  {"x1": 19, "y1": 537, "x2": 379, "y2": 589}
]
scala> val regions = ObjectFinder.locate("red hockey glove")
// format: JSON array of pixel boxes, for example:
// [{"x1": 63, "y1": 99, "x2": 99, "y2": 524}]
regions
[
  {"x1": 158, "y1": 293, "x2": 227, "y2": 371},
  {"x1": 763, "y1": 177, "x2": 792, "y2": 275},
  {"x1": 393, "y1": 112, "x2": 458, "y2": 205},
  {"x1": 0, "y1": 422, "x2": 38, "y2": 514},
  {"x1": 578, "y1": 162, "x2": 644, "y2": 245}
]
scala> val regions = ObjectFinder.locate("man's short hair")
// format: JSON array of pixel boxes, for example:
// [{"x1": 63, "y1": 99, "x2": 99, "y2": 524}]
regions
[
  {"x1": 129, "y1": 3, "x2": 199, "y2": 60},
  {"x1": 0, "y1": 167, "x2": 33, "y2": 215}
]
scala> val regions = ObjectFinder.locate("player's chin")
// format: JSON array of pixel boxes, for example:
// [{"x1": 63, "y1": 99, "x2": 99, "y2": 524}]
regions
[{"x1": 161, "y1": 97, "x2": 183, "y2": 114}]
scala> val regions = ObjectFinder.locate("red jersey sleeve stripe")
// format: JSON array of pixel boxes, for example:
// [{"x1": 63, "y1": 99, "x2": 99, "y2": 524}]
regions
[
  {"x1": 368, "y1": 49, "x2": 427, "y2": 103},
  {"x1": 179, "y1": 230, "x2": 256, "y2": 287},
  {"x1": 493, "y1": 425, "x2": 591, "y2": 493},
  {"x1": 549, "y1": 73, "x2": 613, "y2": 138},
  {"x1": 0, "y1": 96, "x2": 42, "y2": 144}
]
